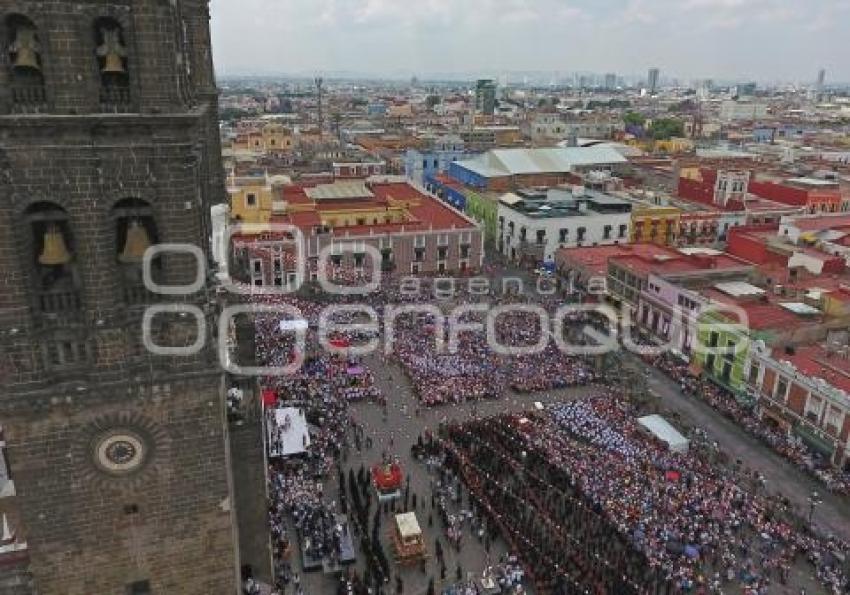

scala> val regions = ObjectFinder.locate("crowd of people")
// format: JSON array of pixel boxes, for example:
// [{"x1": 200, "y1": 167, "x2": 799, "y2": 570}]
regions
[
  {"x1": 429, "y1": 395, "x2": 849, "y2": 594},
  {"x1": 386, "y1": 290, "x2": 601, "y2": 405},
  {"x1": 251, "y1": 292, "x2": 383, "y2": 591},
  {"x1": 651, "y1": 352, "x2": 850, "y2": 495},
  {"x1": 235, "y1": 268, "x2": 850, "y2": 595}
]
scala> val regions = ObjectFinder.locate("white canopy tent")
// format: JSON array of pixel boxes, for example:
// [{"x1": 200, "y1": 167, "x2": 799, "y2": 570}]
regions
[
  {"x1": 637, "y1": 414, "x2": 689, "y2": 454},
  {"x1": 267, "y1": 407, "x2": 311, "y2": 457},
  {"x1": 279, "y1": 319, "x2": 308, "y2": 332}
]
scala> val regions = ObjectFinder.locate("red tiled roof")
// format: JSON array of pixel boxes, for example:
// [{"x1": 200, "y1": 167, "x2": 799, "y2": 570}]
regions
[
  {"x1": 772, "y1": 343, "x2": 850, "y2": 395},
  {"x1": 556, "y1": 243, "x2": 681, "y2": 277},
  {"x1": 610, "y1": 252, "x2": 751, "y2": 277},
  {"x1": 700, "y1": 289, "x2": 817, "y2": 331},
  {"x1": 270, "y1": 181, "x2": 474, "y2": 235},
  {"x1": 792, "y1": 215, "x2": 850, "y2": 231}
]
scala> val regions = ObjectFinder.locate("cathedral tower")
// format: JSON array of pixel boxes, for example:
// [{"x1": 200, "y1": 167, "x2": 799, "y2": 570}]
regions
[{"x1": 0, "y1": 1, "x2": 238, "y2": 593}]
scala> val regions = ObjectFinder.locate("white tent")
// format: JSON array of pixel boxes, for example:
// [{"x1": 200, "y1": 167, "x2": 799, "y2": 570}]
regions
[
  {"x1": 278, "y1": 319, "x2": 308, "y2": 332},
  {"x1": 267, "y1": 407, "x2": 310, "y2": 457},
  {"x1": 637, "y1": 414, "x2": 689, "y2": 453}
]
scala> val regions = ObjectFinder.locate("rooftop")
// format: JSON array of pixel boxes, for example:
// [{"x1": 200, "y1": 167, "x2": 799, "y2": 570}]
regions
[
  {"x1": 456, "y1": 146, "x2": 626, "y2": 178},
  {"x1": 788, "y1": 214, "x2": 850, "y2": 232},
  {"x1": 267, "y1": 181, "x2": 476, "y2": 236},
  {"x1": 499, "y1": 187, "x2": 632, "y2": 219},
  {"x1": 772, "y1": 343, "x2": 850, "y2": 397},
  {"x1": 612, "y1": 251, "x2": 751, "y2": 278},
  {"x1": 700, "y1": 289, "x2": 820, "y2": 331}
]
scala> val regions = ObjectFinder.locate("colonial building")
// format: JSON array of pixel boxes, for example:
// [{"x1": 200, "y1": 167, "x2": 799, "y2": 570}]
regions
[
  {"x1": 231, "y1": 179, "x2": 484, "y2": 281},
  {"x1": 0, "y1": 2, "x2": 237, "y2": 593},
  {"x1": 497, "y1": 187, "x2": 632, "y2": 264},
  {"x1": 746, "y1": 341, "x2": 850, "y2": 469}
]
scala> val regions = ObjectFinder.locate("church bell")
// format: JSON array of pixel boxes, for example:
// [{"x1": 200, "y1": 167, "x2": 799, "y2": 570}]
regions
[
  {"x1": 97, "y1": 28, "x2": 127, "y2": 74},
  {"x1": 38, "y1": 225, "x2": 72, "y2": 266},
  {"x1": 10, "y1": 27, "x2": 41, "y2": 71},
  {"x1": 119, "y1": 219, "x2": 151, "y2": 263},
  {"x1": 100, "y1": 52, "x2": 126, "y2": 74}
]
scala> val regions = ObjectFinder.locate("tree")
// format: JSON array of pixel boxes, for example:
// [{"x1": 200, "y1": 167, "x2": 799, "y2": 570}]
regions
[
  {"x1": 648, "y1": 118, "x2": 685, "y2": 140},
  {"x1": 623, "y1": 111, "x2": 645, "y2": 126}
]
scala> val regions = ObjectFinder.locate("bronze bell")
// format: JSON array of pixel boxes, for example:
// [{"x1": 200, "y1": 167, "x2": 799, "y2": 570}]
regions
[
  {"x1": 101, "y1": 52, "x2": 126, "y2": 74},
  {"x1": 38, "y1": 225, "x2": 72, "y2": 266},
  {"x1": 9, "y1": 26, "x2": 41, "y2": 71},
  {"x1": 97, "y1": 27, "x2": 127, "y2": 74},
  {"x1": 119, "y1": 220, "x2": 151, "y2": 263}
]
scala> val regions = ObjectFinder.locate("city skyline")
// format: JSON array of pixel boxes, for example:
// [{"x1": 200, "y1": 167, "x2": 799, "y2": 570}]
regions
[{"x1": 209, "y1": 0, "x2": 849, "y2": 83}]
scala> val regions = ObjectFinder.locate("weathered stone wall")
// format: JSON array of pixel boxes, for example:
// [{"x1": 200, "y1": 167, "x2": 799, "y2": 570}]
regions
[{"x1": 0, "y1": 1, "x2": 237, "y2": 593}]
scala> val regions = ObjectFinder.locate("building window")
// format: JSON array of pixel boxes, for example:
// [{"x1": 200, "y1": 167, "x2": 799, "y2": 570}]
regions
[
  {"x1": 618, "y1": 224, "x2": 627, "y2": 238},
  {"x1": 414, "y1": 235, "x2": 426, "y2": 248},
  {"x1": 245, "y1": 193, "x2": 257, "y2": 208},
  {"x1": 775, "y1": 377, "x2": 788, "y2": 401},
  {"x1": 576, "y1": 227, "x2": 586, "y2": 243},
  {"x1": 536, "y1": 230, "x2": 545, "y2": 245},
  {"x1": 748, "y1": 363, "x2": 759, "y2": 384},
  {"x1": 558, "y1": 229, "x2": 568, "y2": 243},
  {"x1": 805, "y1": 395, "x2": 822, "y2": 423},
  {"x1": 603, "y1": 225, "x2": 612, "y2": 240}
]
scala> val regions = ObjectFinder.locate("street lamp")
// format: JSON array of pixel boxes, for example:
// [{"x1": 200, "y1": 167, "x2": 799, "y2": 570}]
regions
[{"x1": 807, "y1": 490, "x2": 822, "y2": 525}]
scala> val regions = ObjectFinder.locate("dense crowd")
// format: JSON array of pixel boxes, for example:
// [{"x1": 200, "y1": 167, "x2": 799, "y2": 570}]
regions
[
  {"x1": 652, "y1": 352, "x2": 850, "y2": 495},
  {"x1": 430, "y1": 395, "x2": 849, "y2": 594},
  {"x1": 252, "y1": 293, "x2": 382, "y2": 591},
  {"x1": 236, "y1": 268, "x2": 850, "y2": 594}
]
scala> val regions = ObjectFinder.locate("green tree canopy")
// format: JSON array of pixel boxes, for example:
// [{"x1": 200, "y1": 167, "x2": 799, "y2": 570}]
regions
[
  {"x1": 623, "y1": 111, "x2": 646, "y2": 126},
  {"x1": 648, "y1": 118, "x2": 685, "y2": 140}
]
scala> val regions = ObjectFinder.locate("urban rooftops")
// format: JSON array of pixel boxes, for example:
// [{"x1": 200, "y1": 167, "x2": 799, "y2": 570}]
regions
[
  {"x1": 499, "y1": 187, "x2": 632, "y2": 219},
  {"x1": 456, "y1": 146, "x2": 627, "y2": 178}
]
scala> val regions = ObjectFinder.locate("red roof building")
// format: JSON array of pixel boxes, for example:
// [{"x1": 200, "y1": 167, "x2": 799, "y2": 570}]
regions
[
  {"x1": 232, "y1": 180, "x2": 484, "y2": 285},
  {"x1": 747, "y1": 341, "x2": 850, "y2": 468}
]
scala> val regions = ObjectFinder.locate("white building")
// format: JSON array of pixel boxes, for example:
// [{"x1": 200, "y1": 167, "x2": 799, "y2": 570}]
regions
[
  {"x1": 526, "y1": 114, "x2": 624, "y2": 143},
  {"x1": 719, "y1": 99, "x2": 769, "y2": 121},
  {"x1": 497, "y1": 187, "x2": 632, "y2": 262}
]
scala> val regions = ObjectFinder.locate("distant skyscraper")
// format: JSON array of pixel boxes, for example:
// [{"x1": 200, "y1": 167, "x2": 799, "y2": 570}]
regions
[
  {"x1": 475, "y1": 79, "x2": 497, "y2": 115},
  {"x1": 647, "y1": 67, "x2": 660, "y2": 94},
  {"x1": 604, "y1": 73, "x2": 617, "y2": 90},
  {"x1": 817, "y1": 69, "x2": 826, "y2": 92}
]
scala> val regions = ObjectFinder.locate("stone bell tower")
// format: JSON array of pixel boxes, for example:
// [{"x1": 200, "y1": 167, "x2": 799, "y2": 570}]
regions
[{"x1": 0, "y1": 1, "x2": 238, "y2": 594}]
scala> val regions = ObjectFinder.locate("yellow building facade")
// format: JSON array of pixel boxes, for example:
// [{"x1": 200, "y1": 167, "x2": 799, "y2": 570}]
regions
[
  {"x1": 630, "y1": 205, "x2": 681, "y2": 245},
  {"x1": 228, "y1": 174, "x2": 276, "y2": 227}
]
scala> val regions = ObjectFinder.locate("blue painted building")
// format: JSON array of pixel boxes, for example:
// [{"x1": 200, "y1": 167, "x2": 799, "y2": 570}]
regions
[
  {"x1": 447, "y1": 160, "x2": 488, "y2": 189},
  {"x1": 424, "y1": 173, "x2": 468, "y2": 211},
  {"x1": 404, "y1": 135, "x2": 468, "y2": 185}
]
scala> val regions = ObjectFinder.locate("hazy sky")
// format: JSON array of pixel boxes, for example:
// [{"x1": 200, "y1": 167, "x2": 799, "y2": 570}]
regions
[{"x1": 209, "y1": 0, "x2": 848, "y2": 83}]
